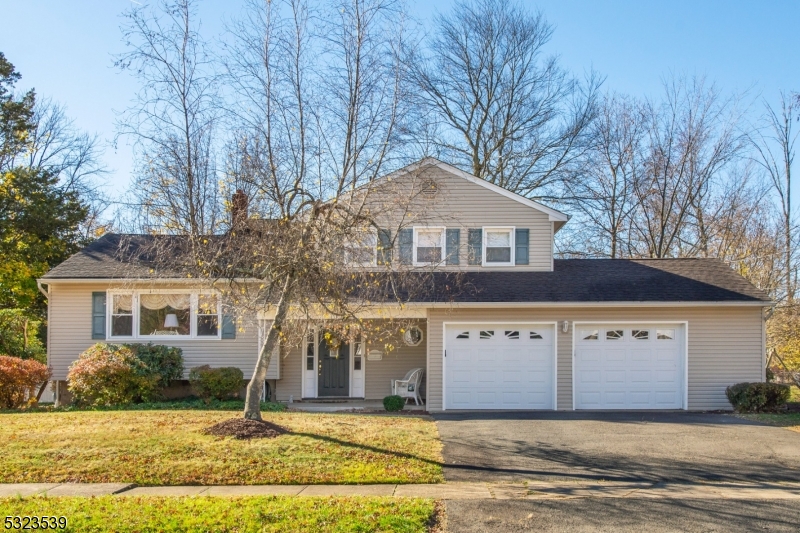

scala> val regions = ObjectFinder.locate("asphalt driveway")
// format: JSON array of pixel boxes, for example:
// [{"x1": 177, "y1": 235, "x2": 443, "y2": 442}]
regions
[{"x1": 433, "y1": 411, "x2": 800, "y2": 483}]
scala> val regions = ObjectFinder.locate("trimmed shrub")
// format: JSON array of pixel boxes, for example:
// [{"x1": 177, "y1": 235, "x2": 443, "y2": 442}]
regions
[
  {"x1": 383, "y1": 395, "x2": 404, "y2": 412},
  {"x1": 189, "y1": 366, "x2": 244, "y2": 403},
  {"x1": 125, "y1": 343, "x2": 184, "y2": 387},
  {"x1": 0, "y1": 309, "x2": 46, "y2": 363},
  {"x1": 67, "y1": 344, "x2": 160, "y2": 407},
  {"x1": 0, "y1": 355, "x2": 51, "y2": 408},
  {"x1": 726, "y1": 382, "x2": 791, "y2": 413}
]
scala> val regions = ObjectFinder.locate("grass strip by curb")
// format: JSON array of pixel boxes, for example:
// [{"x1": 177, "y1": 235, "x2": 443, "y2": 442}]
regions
[{"x1": 0, "y1": 495, "x2": 435, "y2": 533}]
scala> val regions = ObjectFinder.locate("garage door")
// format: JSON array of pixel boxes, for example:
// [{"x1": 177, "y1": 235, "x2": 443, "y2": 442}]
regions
[
  {"x1": 574, "y1": 324, "x2": 684, "y2": 409},
  {"x1": 445, "y1": 324, "x2": 555, "y2": 410}
]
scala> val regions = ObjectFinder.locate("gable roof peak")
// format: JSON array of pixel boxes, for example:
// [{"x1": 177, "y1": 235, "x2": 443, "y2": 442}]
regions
[{"x1": 393, "y1": 157, "x2": 570, "y2": 223}]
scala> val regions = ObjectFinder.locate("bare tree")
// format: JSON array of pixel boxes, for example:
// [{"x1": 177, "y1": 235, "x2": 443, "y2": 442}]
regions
[
  {"x1": 564, "y1": 95, "x2": 644, "y2": 258},
  {"x1": 116, "y1": 0, "x2": 222, "y2": 235},
  {"x1": 750, "y1": 93, "x2": 797, "y2": 304},
  {"x1": 628, "y1": 77, "x2": 744, "y2": 258},
  {"x1": 408, "y1": 0, "x2": 600, "y2": 198},
  {"x1": 206, "y1": 0, "x2": 424, "y2": 420}
]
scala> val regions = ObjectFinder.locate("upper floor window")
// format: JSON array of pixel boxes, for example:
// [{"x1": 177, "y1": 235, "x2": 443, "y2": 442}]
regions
[
  {"x1": 344, "y1": 230, "x2": 377, "y2": 266},
  {"x1": 483, "y1": 227, "x2": 514, "y2": 265},
  {"x1": 108, "y1": 290, "x2": 221, "y2": 340},
  {"x1": 414, "y1": 227, "x2": 444, "y2": 265}
]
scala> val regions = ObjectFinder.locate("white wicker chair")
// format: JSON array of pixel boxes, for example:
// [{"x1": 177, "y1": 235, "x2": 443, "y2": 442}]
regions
[{"x1": 391, "y1": 368, "x2": 424, "y2": 405}]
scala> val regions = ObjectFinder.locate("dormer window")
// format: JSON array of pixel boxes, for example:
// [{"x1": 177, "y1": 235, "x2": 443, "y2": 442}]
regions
[
  {"x1": 483, "y1": 227, "x2": 514, "y2": 265},
  {"x1": 414, "y1": 227, "x2": 444, "y2": 265}
]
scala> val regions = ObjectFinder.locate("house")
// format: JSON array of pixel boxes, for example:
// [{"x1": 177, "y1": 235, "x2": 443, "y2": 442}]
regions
[{"x1": 39, "y1": 158, "x2": 771, "y2": 411}]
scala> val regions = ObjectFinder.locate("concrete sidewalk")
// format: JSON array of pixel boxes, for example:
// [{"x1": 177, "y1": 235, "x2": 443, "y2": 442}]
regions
[{"x1": 3, "y1": 481, "x2": 800, "y2": 500}]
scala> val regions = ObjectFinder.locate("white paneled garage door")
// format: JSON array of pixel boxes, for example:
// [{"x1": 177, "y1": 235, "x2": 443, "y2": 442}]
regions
[
  {"x1": 445, "y1": 324, "x2": 555, "y2": 410},
  {"x1": 574, "y1": 323, "x2": 685, "y2": 410}
]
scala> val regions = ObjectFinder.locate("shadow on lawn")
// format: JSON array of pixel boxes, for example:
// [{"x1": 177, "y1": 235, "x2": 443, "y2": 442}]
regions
[{"x1": 290, "y1": 431, "x2": 444, "y2": 468}]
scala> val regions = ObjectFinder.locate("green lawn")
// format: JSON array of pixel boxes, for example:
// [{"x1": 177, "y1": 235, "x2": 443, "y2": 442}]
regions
[
  {"x1": 0, "y1": 496, "x2": 436, "y2": 533},
  {"x1": 0, "y1": 411, "x2": 443, "y2": 485},
  {"x1": 738, "y1": 411, "x2": 800, "y2": 433}
]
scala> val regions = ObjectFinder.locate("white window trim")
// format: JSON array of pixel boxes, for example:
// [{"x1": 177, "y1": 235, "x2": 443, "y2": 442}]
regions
[
  {"x1": 344, "y1": 228, "x2": 378, "y2": 267},
  {"x1": 482, "y1": 226, "x2": 515, "y2": 266},
  {"x1": 413, "y1": 226, "x2": 446, "y2": 266},
  {"x1": 106, "y1": 289, "x2": 222, "y2": 341}
]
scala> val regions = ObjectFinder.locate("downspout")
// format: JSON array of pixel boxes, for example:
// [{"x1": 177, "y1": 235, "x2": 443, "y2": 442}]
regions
[
  {"x1": 37, "y1": 281, "x2": 56, "y2": 404},
  {"x1": 763, "y1": 304, "x2": 776, "y2": 382}
]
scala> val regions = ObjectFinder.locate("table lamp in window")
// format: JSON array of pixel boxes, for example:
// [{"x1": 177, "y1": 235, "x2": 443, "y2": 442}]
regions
[{"x1": 164, "y1": 313, "x2": 179, "y2": 333}]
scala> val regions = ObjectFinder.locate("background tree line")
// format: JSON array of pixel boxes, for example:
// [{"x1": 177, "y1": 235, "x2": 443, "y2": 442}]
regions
[{"x1": 0, "y1": 0, "x2": 797, "y2": 378}]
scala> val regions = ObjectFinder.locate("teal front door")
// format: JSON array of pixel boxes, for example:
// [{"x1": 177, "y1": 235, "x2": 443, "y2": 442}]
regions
[{"x1": 318, "y1": 336, "x2": 350, "y2": 396}]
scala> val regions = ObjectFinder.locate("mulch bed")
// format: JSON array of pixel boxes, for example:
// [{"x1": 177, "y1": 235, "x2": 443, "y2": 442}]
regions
[{"x1": 202, "y1": 418, "x2": 288, "y2": 440}]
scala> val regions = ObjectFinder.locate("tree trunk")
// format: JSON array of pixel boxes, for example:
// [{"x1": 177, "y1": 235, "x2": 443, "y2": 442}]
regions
[{"x1": 243, "y1": 274, "x2": 293, "y2": 420}]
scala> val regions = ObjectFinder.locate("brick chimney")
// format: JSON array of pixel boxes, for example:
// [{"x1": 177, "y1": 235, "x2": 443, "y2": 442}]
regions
[{"x1": 231, "y1": 189, "x2": 248, "y2": 227}]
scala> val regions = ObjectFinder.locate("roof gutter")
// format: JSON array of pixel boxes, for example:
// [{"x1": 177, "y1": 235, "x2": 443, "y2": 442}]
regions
[{"x1": 33, "y1": 280, "x2": 773, "y2": 307}]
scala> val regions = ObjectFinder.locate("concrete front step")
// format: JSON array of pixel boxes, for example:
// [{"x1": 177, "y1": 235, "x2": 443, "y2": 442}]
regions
[{"x1": 3, "y1": 482, "x2": 800, "y2": 500}]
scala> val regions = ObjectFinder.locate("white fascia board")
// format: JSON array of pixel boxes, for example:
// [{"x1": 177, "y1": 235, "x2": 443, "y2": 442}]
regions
[
  {"x1": 36, "y1": 278, "x2": 256, "y2": 284},
  {"x1": 400, "y1": 300, "x2": 772, "y2": 308},
  {"x1": 257, "y1": 305, "x2": 427, "y2": 320}
]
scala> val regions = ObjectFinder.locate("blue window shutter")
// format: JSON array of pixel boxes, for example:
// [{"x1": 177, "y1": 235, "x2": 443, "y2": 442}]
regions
[
  {"x1": 515, "y1": 228, "x2": 529, "y2": 265},
  {"x1": 398, "y1": 228, "x2": 413, "y2": 265},
  {"x1": 446, "y1": 228, "x2": 460, "y2": 265},
  {"x1": 91, "y1": 292, "x2": 106, "y2": 339},
  {"x1": 222, "y1": 315, "x2": 236, "y2": 339},
  {"x1": 377, "y1": 229, "x2": 392, "y2": 265},
  {"x1": 467, "y1": 229, "x2": 482, "y2": 265}
]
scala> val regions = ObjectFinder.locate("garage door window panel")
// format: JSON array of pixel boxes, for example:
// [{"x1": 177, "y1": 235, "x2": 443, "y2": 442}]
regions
[
  {"x1": 657, "y1": 329, "x2": 675, "y2": 340},
  {"x1": 632, "y1": 330, "x2": 650, "y2": 340},
  {"x1": 581, "y1": 330, "x2": 599, "y2": 340},
  {"x1": 606, "y1": 330, "x2": 624, "y2": 340}
]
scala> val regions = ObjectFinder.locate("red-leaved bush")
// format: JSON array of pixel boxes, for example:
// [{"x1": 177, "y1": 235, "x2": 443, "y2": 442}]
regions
[
  {"x1": 0, "y1": 355, "x2": 51, "y2": 409},
  {"x1": 67, "y1": 344, "x2": 159, "y2": 407}
]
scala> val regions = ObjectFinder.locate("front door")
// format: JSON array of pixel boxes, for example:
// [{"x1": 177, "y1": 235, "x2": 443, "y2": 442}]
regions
[{"x1": 318, "y1": 335, "x2": 350, "y2": 396}]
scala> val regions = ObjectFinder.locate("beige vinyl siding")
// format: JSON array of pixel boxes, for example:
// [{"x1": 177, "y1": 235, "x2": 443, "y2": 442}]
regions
[
  {"x1": 372, "y1": 166, "x2": 554, "y2": 271},
  {"x1": 427, "y1": 305, "x2": 765, "y2": 412},
  {"x1": 276, "y1": 344, "x2": 302, "y2": 402},
  {"x1": 364, "y1": 320, "x2": 427, "y2": 399},
  {"x1": 275, "y1": 319, "x2": 427, "y2": 401},
  {"x1": 47, "y1": 282, "x2": 275, "y2": 380}
]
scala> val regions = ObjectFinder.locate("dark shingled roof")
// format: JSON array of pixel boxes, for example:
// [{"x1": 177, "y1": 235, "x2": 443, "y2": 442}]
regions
[
  {"x1": 41, "y1": 234, "x2": 185, "y2": 279},
  {"x1": 420, "y1": 260, "x2": 770, "y2": 303},
  {"x1": 42, "y1": 234, "x2": 770, "y2": 304}
]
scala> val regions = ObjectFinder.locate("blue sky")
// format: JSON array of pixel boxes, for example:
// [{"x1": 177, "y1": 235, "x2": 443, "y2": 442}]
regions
[{"x1": 1, "y1": 0, "x2": 798, "y2": 196}]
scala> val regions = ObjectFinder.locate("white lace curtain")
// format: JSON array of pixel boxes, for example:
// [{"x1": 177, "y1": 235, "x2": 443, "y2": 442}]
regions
[
  {"x1": 140, "y1": 294, "x2": 191, "y2": 311},
  {"x1": 113, "y1": 294, "x2": 133, "y2": 313}
]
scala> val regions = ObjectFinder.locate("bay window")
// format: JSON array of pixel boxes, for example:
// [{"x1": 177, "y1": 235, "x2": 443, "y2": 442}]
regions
[{"x1": 107, "y1": 291, "x2": 221, "y2": 340}]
